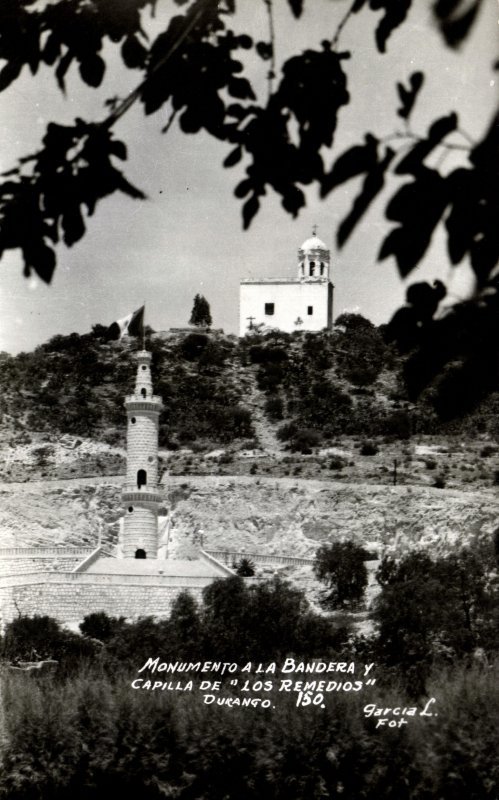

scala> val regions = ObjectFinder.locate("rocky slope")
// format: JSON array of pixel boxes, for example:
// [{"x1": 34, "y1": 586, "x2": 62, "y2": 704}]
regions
[{"x1": 1, "y1": 475, "x2": 497, "y2": 560}]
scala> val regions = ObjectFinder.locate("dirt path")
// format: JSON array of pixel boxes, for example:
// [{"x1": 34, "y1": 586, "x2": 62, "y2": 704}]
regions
[
  {"x1": 239, "y1": 364, "x2": 283, "y2": 454},
  {"x1": 1, "y1": 474, "x2": 125, "y2": 491}
]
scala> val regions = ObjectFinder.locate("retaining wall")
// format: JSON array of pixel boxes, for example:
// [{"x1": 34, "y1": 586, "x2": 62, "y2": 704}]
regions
[
  {"x1": 0, "y1": 548, "x2": 95, "y2": 578},
  {"x1": 206, "y1": 551, "x2": 315, "y2": 567},
  {"x1": 0, "y1": 572, "x2": 210, "y2": 626}
]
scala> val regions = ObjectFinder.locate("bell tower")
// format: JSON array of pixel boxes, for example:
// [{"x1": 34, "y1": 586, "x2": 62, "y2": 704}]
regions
[
  {"x1": 121, "y1": 350, "x2": 163, "y2": 559},
  {"x1": 298, "y1": 227, "x2": 331, "y2": 281}
]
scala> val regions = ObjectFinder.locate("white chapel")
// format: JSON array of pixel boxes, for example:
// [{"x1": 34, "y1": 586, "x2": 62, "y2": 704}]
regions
[{"x1": 239, "y1": 230, "x2": 334, "y2": 336}]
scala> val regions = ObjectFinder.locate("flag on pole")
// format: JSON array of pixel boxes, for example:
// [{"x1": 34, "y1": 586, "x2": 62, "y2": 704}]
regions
[{"x1": 107, "y1": 305, "x2": 145, "y2": 340}]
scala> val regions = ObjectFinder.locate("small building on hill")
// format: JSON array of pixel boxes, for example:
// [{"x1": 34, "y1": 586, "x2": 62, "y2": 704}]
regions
[
  {"x1": 0, "y1": 348, "x2": 233, "y2": 629},
  {"x1": 239, "y1": 231, "x2": 334, "y2": 336}
]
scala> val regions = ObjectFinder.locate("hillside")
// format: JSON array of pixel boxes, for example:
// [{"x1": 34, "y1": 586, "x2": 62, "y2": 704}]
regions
[
  {"x1": 1, "y1": 321, "x2": 499, "y2": 573},
  {"x1": 3, "y1": 474, "x2": 495, "y2": 555},
  {"x1": 1, "y1": 321, "x2": 499, "y2": 489}
]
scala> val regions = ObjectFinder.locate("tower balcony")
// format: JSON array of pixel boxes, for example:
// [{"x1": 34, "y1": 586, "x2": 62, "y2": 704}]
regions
[
  {"x1": 122, "y1": 487, "x2": 163, "y2": 504},
  {"x1": 124, "y1": 395, "x2": 163, "y2": 412}
]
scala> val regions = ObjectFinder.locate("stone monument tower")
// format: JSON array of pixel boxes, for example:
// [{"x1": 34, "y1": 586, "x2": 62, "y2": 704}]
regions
[{"x1": 121, "y1": 350, "x2": 163, "y2": 559}]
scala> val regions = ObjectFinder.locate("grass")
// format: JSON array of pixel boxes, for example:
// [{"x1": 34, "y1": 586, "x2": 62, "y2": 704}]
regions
[{"x1": 1, "y1": 660, "x2": 498, "y2": 798}]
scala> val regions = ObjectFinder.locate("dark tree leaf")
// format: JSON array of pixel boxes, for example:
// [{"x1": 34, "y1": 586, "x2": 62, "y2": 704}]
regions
[
  {"x1": 433, "y1": 0, "x2": 482, "y2": 47},
  {"x1": 234, "y1": 178, "x2": 252, "y2": 199},
  {"x1": 42, "y1": 33, "x2": 61, "y2": 66},
  {"x1": 114, "y1": 172, "x2": 147, "y2": 200},
  {"x1": 367, "y1": 0, "x2": 413, "y2": 53},
  {"x1": 396, "y1": 71, "x2": 424, "y2": 119},
  {"x1": 444, "y1": 115, "x2": 499, "y2": 284},
  {"x1": 242, "y1": 194, "x2": 260, "y2": 229},
  {"x1": 55, "y1": 51, "x2": 74, "y2": 91},
  {"x1": 227, "y1": 77, "x2": 256, "y2": 100},
  {"x1": 277, "y1": 48, "x2": 349, "y2": 151},
  {"x1": 337, "y1": 147, "x2": 395, "y2": 247},
  {"x1": 287, "y1": 0, "x2": 304, "y2": 18},
  {"x1": 444, "y1": 167, "x2": 475, "y2": 265},
  {"x1": 62, "y1": 205, "x2": 85, "y2": 246},
  {"x1": 223, "y1": 146, "x2": 243, "y2": 168},
  {"x1": 380, "y1": 168, "x2": 450, "y2": 276},
  {"x1": 282, "y1": 184, "x2": 305, "y2": 216},
  {"x1": 236, "y1": 34, "x2": 253, "y2": 49},
  {"x1": 108, "y1": 139, "x2": 128, "y2": 161},
  {"x1": 121, "y1": 35, "x2": 148, "y2": 69},
  {"x1": 256, "y1": 41, "x2": 273, "y2": 61},
  {"x1": 405, "y1": 280, "x2": 446, "y2": 320},
  {"x1": 0, "y1": 60, "x2": 22, "y2": 93},
  {"x1": 0, "y1": 121, "x2": 145, "y2": 282},
  {"x1": 226, "y1": 103, "x2": 253, "y2": 121},
  {"x1": 433, "y1": 0, "x2": 464, "y2": 19},
  {"x1": 79, "y1": 54, "x2": 106, "y2": 88},
  {"x1": 384, "y1": 305, "x2": 423, "y2": 352},
  {"x1": 321, "y1": 134, "x2": 378, "y2": 197},
  {"x1": 395, "y1": 113, "x2": 458, "y2": 175},
  {"x1": 26, "y1": 242, "x2": 56, "y2": 283},
  {"x1": 180, "y1": 109, "x2": 202, "y2": 133}
]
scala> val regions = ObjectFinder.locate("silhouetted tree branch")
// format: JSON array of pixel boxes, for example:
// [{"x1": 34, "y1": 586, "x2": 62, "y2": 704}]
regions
[{"x1": 0, "y1": 0, "x2": 496, "y2": 410}]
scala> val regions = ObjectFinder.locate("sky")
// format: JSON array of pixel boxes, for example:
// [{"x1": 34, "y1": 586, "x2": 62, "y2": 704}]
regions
[{"x1": 0, "y1": 0, "x2": 496, "y2": 354}]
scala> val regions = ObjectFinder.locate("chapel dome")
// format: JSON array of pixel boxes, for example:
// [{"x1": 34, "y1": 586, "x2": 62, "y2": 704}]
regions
[{"x1": 299, "y1": 235, "x2": 328, "y2": 252}]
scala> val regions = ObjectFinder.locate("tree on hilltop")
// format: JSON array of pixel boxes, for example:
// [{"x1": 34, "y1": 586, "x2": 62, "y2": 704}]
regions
[
  {"x1": 189, "y1": 294, "x2": 212, "y2": 328},
  {"x1": 0, "y1": 0, "x2": 496, "y2": 410}
]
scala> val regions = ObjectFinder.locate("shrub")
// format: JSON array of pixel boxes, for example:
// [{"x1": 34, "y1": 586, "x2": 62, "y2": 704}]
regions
[
  {"x1": 257, "y1": 363, "x2": 285, "y2": 392},
  {"x1": 264, "y1": 396, "x2": 284, "y2": 420},
  {"x1": 79, "y1": 612, "x2": 126, "y2": 643},
  {"x1": 226, "y1": 406, "x2": 253, "y2": 438},
  {"x1": 329, "y1": 456, "x2": 345, "y2": 470},
  {"x1": 180, "y1": 333, "x2": 208, "y2": 360},
  {"x1": 235, "y1": 558, "x2": 256, "y2": 577},
  {"x1": 249, "y1": 345, "x2": 288, "y2": 364},
  {"x1": 314, "y1": 542, "x2": 368, "y2": 609},
  {"x1": 360, "y1": 441, "x2": 378, "y2": 456},
  {"x1": 386, "y1": 409, "x2": 412, "y2": 439},
  {"x1": 290, "y1": 428, "x2": 322, "y2": 453},
  {"x1": 198, "y1": 340, "x2": 227, "y2": 370},
  {"x1": 434, "y1": 475, "x2": 446, "y2": 488},
  {"x1": 1, "y1": 615, "x2": 100, "y2": 670},
  {"x1": 277, "y1": 421, "x2": 297, "y2": 441}
]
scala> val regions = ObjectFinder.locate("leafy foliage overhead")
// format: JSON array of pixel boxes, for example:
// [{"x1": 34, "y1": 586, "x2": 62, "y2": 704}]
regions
[
  {"x1": 0, "y1": 0, "x2": 496, "y2": 411},
  {"x1": 0, "y1": 0, "x2": 493, "y2": 286}
]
